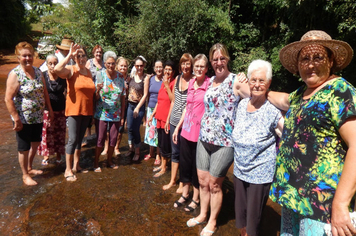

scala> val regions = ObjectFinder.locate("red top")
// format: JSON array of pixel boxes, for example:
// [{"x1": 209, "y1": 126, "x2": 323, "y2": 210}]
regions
[{"x1": 155, "y1": 78, "x2": 175, "y2": 122}]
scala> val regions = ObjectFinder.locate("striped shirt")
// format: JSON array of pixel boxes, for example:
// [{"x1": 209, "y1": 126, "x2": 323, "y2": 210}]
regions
[{"x1": 169, "y1": 75, "x2": 188, "y2": 126}]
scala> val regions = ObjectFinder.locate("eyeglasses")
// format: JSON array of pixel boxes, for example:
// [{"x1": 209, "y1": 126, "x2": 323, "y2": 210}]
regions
[
  {"x1": 212, "y1": 57, "x2": 226, "y2": 63},
  {"x1": 77, "y1": 55, "x2": 87, "y2": 59},
  {"x1": 182, "y1": 62, "x2": 191, "y2": 67},
  {"x1": 135, "y1": 65, "x2": 144, "y2": 68},
  {"x1": 249, "y1": 78, "x2": 267, "y2": 85}
]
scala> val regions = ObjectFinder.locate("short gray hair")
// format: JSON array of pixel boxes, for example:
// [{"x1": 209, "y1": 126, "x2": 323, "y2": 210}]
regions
[
  {"x1": 46, "y1": 54, "x2": 58, "y2": 63},
  {"x1": 247, "y1": 59, "x2": 272, "y2": 82},
  {"x1": 103, "y1": 51, "x2": 117, "y2": 62}
]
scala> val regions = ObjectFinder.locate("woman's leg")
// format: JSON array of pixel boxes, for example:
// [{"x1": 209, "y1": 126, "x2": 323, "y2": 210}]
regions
[
  {"x1": 194, "y1": 169, "x2": 210, "y2": 223},
  {"x1": 126, "y1": 103, "x2": 135, "y2": 153},
  {"x1": 107, "y1": 122, "x2": 120, "y2": 166},
  {"x1": 94, "y1": 120, "x2": 107, "y2": 169},
  {"x1": 132, "y1": 105, "x2": 145, "y2": 160},
  {"x1": 73, "y1": 116, "x2": 91, "y2": 171},
  {"x1": 28, "y1": 142, "x2": 42, "y2": 174},
  {"x1": 163, "y1": 124, "x2": 180, "y2": 189}
]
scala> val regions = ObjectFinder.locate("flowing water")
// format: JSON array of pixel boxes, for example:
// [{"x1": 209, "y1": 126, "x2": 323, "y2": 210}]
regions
[{"x1": 0, "y1": 59, "x2": 281, "y2": 235}]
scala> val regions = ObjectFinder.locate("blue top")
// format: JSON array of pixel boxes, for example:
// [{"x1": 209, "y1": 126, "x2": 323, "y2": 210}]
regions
[
  {"x1": 232, "y1": 98, "x2": 281, "y2": 184},
  {"x1": 148, "y1": 75, "x2": 163, "y2": 108}
]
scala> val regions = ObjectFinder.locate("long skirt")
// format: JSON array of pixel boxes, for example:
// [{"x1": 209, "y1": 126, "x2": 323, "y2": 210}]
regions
[
  {"x1": 144, "y1": 107, "x2": 158, "y2": 147},
  {"x1": 37, "y1": 110, "x2": 66, "y2": 156}
]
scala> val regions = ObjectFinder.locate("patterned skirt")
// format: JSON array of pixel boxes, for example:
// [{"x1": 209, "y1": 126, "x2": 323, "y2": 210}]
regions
[
  {"x1": 37, "y1": 110, "x2": 66, "y2": 156},
  {"x1": 144, "y1": 107, "x2": 158, "y2": 147}
]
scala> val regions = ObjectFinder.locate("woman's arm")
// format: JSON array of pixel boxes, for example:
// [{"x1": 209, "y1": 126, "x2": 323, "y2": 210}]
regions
[
  {"x1": 164, "y1": 75, "x2": 175, "y2": 101},
  {"x1": 275, "y1": 116, "x2": 284, "y2": 138},
  {"x1": 85, "y1": 60, "x2": 90, "y2": 70},
  {"x1": 233, "y1": 73, "x2": 250, "y2": 99},
  {"x1": 54, "y1": 43, "x2": 80, "y2": 79},
  {"x1": 41, "y1": 72, "x2": 54, "y2": 122},
  {"x1": 267, "y1": 91, "x2": 290, "y2": 111},
  {"x1": 331, "y1": 117, "x2": 356, "y2": 236},
  {"x1": 4, "y1": 71, "x2": 22, "y2": 131},
  {"x1": 172, "y1": 108, "x2": 186, "y2": 144},
  {"x1": 164, "y1": 77, "x2": 177, "y2": 133},
  {"x1": 133, "y1": 74, "x2": 149, "y2": 118},
  {"x1": 148, "y1": 103, "x2": 158, "y2": 126},
  {"x1": 120, "y1": 95, "x2": 126, "y2": 127}
]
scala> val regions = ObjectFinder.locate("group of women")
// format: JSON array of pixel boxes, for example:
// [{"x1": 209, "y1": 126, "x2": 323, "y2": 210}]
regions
[{"x1": 5, "y1": 29, "x2": 356, "y2": 236}]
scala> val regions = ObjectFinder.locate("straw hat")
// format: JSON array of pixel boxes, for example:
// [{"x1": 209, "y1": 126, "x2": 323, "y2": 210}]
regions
[
  {"x1": 279, "y1": 30, "x2": 353, "y2": 74},
  {"x1": 56, "y1": 39, "x2": 74, "y2": 51}
]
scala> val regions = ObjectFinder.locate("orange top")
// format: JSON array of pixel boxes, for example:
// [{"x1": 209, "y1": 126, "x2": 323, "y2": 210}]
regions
[{"x1": 65, "y1": 66, "x2": 95, "y2": 116}]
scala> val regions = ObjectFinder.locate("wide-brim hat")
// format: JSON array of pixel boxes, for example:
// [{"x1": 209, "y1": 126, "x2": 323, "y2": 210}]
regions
[
  {"x1": 56, "y1": 39, "x2": 74, "y2": 51},
  {"x1": 279, "y1": 30, "x2": 353, "y2": 74}
]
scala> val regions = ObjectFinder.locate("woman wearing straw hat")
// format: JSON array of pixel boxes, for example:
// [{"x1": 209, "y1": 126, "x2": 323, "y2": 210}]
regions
[{"x1": 269, "y1": 30, "x2": 356, "y2": 235}]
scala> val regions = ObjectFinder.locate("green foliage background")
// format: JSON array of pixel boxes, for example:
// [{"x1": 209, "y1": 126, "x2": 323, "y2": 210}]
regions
[{"x1": 2, "y1": 0, "x2": 356, "y2": 92}]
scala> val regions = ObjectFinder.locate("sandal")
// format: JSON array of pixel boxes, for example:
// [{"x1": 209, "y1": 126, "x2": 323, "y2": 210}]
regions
[
  {"x1": 200, "y1": 226, "x2": 216, "y2": 236},
  {"x1": 94, "y1": 167, "x2": 102, "y2": 172},
  {"x1": 184, "y1": 200, "x2": 200, "y2": 212},
  {"x1": 153, "y1": 167, "x2": 161, "y2": 173},
  {"x1": 144, "y1": 154, "x2": 151, "y2": 161},
  {"x1": 174, "y1": 195, "x2": 189, "y2": 208},
  {"x1": 124, "y1": 151, "x2": 134, "y2": 157},
  {"x1": 65, "y1": 175, "x2": 77, "y2": 182}
]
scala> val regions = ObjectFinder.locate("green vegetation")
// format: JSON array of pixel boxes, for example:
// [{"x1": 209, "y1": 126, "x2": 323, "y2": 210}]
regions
[{"x1": 2, "y1": 0, "x2": 355, "y2": 91}]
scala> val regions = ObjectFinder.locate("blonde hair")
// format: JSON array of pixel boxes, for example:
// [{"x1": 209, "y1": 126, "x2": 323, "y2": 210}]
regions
[{"x1": 209, "y1": 43, "x2": 230, "y2": 62}]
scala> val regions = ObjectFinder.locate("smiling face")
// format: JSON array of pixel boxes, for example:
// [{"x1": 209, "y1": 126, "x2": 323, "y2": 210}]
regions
[
  {"x1": 248, "y1": 68, "x2": 270, "y2": 98},
  {"x1": 105, "y1": 57, "x2": 116, "y2": 74},
  {"x1": 18, "y1": 49, "x2": 34, "y2": 68},
  {"x1": 134, "y1": 59, "x2": 145, "y2": 76},
  {"x1": 211, "y1": 49, "x2": 229, "y2": 77},
  {"x1": 75, "y1": 49, "x2": 87, "y2": 68},
  {"x1": 117, "y1": 59, "x2": 128, "y2": 76},
  {"x1": 154, "y1": 61, "x2": 163, "y2": 77},
  {"x1": 193, "y1": 59, "x2": 208, "y2": 79},
  {"x1": 94, "y1": 48, "x2": 103, "y2": 61},
  {"x1": 180, "y1": 60, "x2": 192, "y2": 76},
  {"x1": 298, "y1": 44, "x2": 333, "y2": 89},
  {"x1": 46, "y1": 56, "x2": 58, "y2": 74}
]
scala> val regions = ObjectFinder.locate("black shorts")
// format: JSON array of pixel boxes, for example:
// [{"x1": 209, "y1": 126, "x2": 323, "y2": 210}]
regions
[{"x1": 16, "y1": 123, "x2": 43, "y2": 151}]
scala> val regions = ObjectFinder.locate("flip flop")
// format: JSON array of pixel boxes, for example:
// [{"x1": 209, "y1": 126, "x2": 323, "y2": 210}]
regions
[
  {"x1": 153, "y1": 171, "x2": 165, "y2": 178},
  {"x1": 65, "y1": 175, "x2": 77, "y2": 182},
  {"x1": 41, "y1": 159, "x2": 49, "y2": 166},
  {"x1": 153, "y1": 167, "x2": 161, "y2": 172},
  {"x1": 94, "y1": 167, "x2": 102, "y2": 172},
  {"x1": 154, "y1": 159, "x2": 161, "y2": 165},
  {"x1": 200, "y1": 227, "x2": 216, "y2": 236},
  {"x1": 187, "y1": 217, "x2": 206, "y2": 227},
  {"x1": 109, "y1": 164, "x2": 119, "y2": 169},
  {"x1": 144, "y1": 154, "x2": 151, "y2": 161},
  {"x1": 56, "y1": 159, "x2": 64, "y2": 165}
]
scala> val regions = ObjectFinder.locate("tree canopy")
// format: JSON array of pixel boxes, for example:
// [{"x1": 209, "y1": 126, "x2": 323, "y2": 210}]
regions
[{"x1": 4, "y1": 0, "x2": 356, "y2": 91}]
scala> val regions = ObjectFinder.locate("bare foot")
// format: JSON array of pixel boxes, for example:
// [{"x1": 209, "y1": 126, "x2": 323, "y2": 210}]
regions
[
  {"x1": 28, "y1": 169, "x2": 43, "y2": 175},
  {"x1": 23, "y1": 175, "x2": 37, "y2": 185},
  {"x1": 163, "y1": 182, "x2": 176, "y2": 190},
  {"x1": 176, "y1": 186, "x2": 183, "y2": 194},
  {"x1": 114, "y1": 149, "x2": 121, "y2": 156},
  {"x1": 101, "y1": 149, "x2": 108, "y2": 155}
]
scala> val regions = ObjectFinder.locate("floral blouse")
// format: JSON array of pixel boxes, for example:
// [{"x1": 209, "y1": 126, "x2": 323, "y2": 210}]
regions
[
  {"x1": 269, "y1": 77, "x2": 356, "y2": 223},
  {"x1": 13, "y1": 65, "x2": 45, "y2": 124},
  {"x1": 199, "y1": 73, "x2": 240, "y2": 147},
  {"x1": 94, "y1": 70, "x2": 126, "y2": 121},
  {"x1": 232, "y1": 98, "x2": 281, "y2": 184}
]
